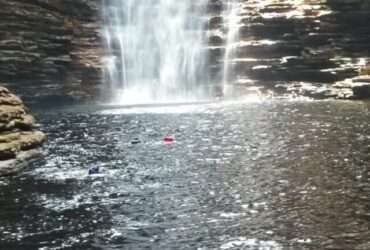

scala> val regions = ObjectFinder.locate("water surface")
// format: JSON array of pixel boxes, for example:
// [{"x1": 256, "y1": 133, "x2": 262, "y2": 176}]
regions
[{"x1": 1, "y1": 100, "x2": 370, "y2": 249}]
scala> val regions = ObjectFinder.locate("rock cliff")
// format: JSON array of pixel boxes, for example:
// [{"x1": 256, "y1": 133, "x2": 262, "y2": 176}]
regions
[
  {"x1": 0, "y1": 87, "x2": 46, "y2": 176},
  {"x1": 0, "y1": 0, "x2": 102, "y2": 102},
  {"x1": 208, "y1": 0, "x2": 370, "y2": 98}
]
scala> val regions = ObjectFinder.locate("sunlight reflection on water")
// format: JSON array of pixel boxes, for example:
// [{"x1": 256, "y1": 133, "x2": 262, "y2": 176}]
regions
[{"x1": 98, "y1": 94, "x2": 268, "y2": 115}]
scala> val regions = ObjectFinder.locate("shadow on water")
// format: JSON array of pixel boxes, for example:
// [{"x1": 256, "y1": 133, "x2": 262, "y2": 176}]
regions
[{"x1": 0, "y1": 176, "x2": 112, "y2": 250}]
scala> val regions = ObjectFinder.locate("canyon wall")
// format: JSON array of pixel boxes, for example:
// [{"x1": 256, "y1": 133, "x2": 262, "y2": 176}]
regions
[
  {"x1": 208, "y1": 0, "x2": 370, "y2": 98},
  {"x1": 0, "y1": 0, "x2": 102, "y2": 103},
  {"x1": 1, "y1": 0, "x2": 370, "y2": 101}
]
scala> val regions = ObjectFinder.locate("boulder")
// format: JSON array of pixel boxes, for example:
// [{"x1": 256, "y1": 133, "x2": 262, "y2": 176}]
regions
[{"x1": 0, "y1": 86, "x2": 46, "y2": 176}]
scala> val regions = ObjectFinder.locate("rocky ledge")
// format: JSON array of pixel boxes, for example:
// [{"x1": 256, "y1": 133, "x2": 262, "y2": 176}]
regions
[
  {"x1": 269, "y1": 70, "x2": 370, "y2": 100},
  {"x1": 0, "y1": 87, "x2": 46, "y2": 176}
]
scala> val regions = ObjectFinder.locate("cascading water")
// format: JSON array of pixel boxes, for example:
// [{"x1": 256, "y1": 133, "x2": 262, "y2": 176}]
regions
[
  {"x1": 102, "y1": 0, "x2": 209, "y2": 104},
  {"x1": 222, "y1": 0, "x2": 241, "y2": 96}
]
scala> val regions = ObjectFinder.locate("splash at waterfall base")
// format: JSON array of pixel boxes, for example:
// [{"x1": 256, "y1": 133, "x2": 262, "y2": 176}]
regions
[{"x1": 102, "y1": 0, "x2": 212, "y2": 104}]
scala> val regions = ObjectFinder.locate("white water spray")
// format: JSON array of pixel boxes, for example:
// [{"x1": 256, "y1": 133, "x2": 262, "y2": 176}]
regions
[
  {"x1": 102, "y1": 0, "x2": 209, "y2": 104},
  {"x1": 222, "y1": 0, "x2": 241, "y2": 96}
]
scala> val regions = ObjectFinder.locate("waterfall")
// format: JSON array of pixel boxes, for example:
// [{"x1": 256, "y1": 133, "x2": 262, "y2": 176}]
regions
[
  {"x1": 102, "y1": 0, "x2": 209, "y2": 104},
  {"x1": 222, "y1": 0, "x2": 241, "y2": 96}
]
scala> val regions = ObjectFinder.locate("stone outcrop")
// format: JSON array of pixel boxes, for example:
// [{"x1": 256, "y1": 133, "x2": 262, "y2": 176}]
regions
[
  {"x1": 0, "y1": 87, "x2": 46, "y2": 176},
  {"x1": 0, "y1": 0, "x2": 102, "y2": 102}
]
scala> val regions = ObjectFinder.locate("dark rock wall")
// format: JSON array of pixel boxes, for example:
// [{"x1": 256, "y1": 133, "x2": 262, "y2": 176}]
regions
[
  {"x1": 0, "y1": 0, "x2": 102, "y2": 103},
  {"x1": 207, "y1": 0, "x2": 370, "y2": 98}
]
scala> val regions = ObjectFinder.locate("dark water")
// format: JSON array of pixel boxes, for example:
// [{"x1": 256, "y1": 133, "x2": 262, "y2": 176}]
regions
[{"x1": 1, "y1": 100, "x2": 370, "y2": 250}]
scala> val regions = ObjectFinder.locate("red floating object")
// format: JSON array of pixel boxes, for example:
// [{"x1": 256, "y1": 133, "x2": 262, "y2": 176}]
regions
[{"x1": 164, "y1": 136, "x2": 174, "y2": 143}]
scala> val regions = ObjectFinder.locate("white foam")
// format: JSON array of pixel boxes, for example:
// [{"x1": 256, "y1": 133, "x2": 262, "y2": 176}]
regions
[{"x1": 220, "y1": 237, "x2": 282, "y2": 249}]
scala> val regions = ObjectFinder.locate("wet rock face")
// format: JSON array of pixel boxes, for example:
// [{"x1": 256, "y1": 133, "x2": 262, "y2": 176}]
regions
[
  {"x1": 2, "y1": 0, "x2": 370, "y2": 101},
  {"x1": 0, "y1": 87, "x2": 46, "y2": 176},
  {"x1": 0, "y1": 0, "x2": 102, "y2": 102},
  {"x1": 208, "y1": 0, "x2": 370, "y2": 98}
]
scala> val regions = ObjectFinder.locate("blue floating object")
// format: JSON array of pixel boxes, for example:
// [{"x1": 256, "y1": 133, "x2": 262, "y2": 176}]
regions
[{"x1": 88, "y1": 166, "x2": 100, "y2": 175}]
